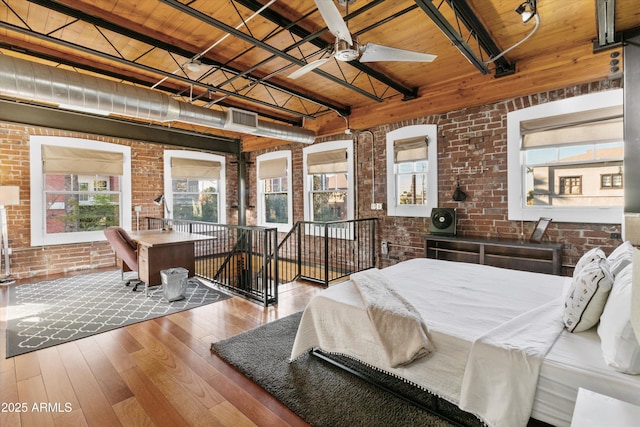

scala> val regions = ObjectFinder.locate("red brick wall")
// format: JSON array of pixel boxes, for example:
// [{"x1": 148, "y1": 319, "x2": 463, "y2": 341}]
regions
[
  {"x1": 0, "y1": 123, "x2": 237, "y2": 280},
  {"x1": 1, "y1": 79, "x2": 624, "y2": 280},
  {"x1": 248, "y1": 79, "x2": 624, "y2": 275}
]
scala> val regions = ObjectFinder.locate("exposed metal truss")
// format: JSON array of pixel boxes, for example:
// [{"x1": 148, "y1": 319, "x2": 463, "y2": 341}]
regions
[
  {"x1": 414, "y1": 0, "x2": 516, "y2": 77},
  {"x1": 18, "y1": 0, "x2": 350, "y2": 120}
]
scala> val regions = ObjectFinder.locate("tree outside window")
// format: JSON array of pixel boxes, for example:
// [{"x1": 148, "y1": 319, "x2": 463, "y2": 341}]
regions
[
  {"x1": 172, "y1": 178, "x2": 218, "y2": 223},
  {"x1": 311, "y1": 173, "x2": 348, "y2": 221}
]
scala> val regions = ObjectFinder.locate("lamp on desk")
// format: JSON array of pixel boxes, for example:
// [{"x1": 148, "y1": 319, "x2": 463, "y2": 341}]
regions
[
  {"x1": 153, "y1": 194, "x2": 171, "y2": 228},
  {"x1": 0, "y1": 186, "x2": 19, "y2": 285}
]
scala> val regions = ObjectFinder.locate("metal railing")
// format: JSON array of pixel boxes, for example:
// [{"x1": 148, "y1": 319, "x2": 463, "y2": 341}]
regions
[
  {"x1": 277, "y1": 218, "x2": 377, "y2": 287},
  {"x1": 146, "y1": 218, "x2": 278, "y2": 306},
  {"x1": 144, "y1": 217, "x2": 376, "y2": 305}
]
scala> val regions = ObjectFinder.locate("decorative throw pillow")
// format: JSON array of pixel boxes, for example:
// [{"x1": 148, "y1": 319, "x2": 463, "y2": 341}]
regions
[
  {"x1": 574, "y1": 247, "x2": 606, "y2": 276},
  {"x1": 563, "y1": 257, "x2": 614, "y2": 333},
  {"x1": 607, "y1": 241, "x2": 634, "y2": 277},
  {"x1": 598, "y1": 264, "x2": 640, "y2": 374}
]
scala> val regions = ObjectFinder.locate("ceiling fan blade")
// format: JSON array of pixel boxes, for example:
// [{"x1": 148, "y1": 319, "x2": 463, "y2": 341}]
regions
[
  {"x1": 288, "y1": 58, "x2": 331, "y2": 79},
  {"x1": 314, "y1": 0, "x2": 353, "y2": 45},
  {"x1": 359, "y1": 43, "x2": 437, "y2": 63}
]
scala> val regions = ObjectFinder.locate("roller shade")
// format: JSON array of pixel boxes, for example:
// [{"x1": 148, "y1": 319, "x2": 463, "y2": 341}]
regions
[
  {"x1": 258, "y1": 157, "x2": 287, "y2": 179},
  {"x1": 521, "y1": 106, "x2": 623, "y2": 148},
  {"x1": 171, "y1": 157, "x2": 221, "y2": 179},
  {"x1": 307, "y1": 148, "x2": 348, "y2": 174},
  {"x1": 42, "y1": 145, "x2": 123, "y2": 175},
  {"x1": 394, "y1": 136, "x2": 428, "y2": 162}
]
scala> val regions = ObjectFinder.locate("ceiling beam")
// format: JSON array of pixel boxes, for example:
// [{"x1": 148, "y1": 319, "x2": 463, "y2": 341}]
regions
[
  {"x1": 25, "y1": 0, "x2": 348, "y2": 118},
  {"x1": 0, "y1": 99, "x2": 241, "y2": 154},
  {"x1": 0, "y1": 41, "x2": 302, "y2": 127},
  {"x1": 414, "y1": 0, "x2": 516, "y2": 77},
  {"x1": 234, "y1": 0, "x2": 420, "y2": 100},
  {"x1": 159, "y1": 0, "x2": 385, "y2": 103},
  {"x1": 0, "y1": 21, "x2": 321, "y2": 121}
]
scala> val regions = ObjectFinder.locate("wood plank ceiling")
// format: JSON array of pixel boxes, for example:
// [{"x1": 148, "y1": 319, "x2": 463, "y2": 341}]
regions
[{"x1": 1, "y1": 0, "x2": 638, "y2": 151}]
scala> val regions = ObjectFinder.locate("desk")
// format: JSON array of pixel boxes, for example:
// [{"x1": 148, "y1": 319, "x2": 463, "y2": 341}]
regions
[{"x1": 129, "y1": 230, "x2": 212, "y2": 288}]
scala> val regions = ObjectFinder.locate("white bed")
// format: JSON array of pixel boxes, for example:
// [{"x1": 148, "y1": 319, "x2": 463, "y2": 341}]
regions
[{"x1": 290, "y1": 256, "x2": 640, "y2": 427}]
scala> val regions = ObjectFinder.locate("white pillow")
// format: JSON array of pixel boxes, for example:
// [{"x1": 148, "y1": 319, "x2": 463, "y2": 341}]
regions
[
  {"x1": 607, "y1": 241, "x2": 634, "y2": 277},
  {"x1": 574, "y1": 247, "x2": 605, "y2": 275},
  {"x1": 563, "y1": 257, "x2": 613, "y2": 333},
  {"x1": 598, "y1": 264, "x2": 640, "y2": 374}
]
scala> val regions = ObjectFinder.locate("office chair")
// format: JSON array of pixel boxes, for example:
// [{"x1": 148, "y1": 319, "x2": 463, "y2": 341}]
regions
[{"x1": 104, "y1": 226, "x2": 143, "y2": 292}]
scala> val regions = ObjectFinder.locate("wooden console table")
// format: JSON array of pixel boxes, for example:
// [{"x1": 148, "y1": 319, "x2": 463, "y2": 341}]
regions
[{"x1": 424, "y1": 234, "x2": 563, "y2": 275}]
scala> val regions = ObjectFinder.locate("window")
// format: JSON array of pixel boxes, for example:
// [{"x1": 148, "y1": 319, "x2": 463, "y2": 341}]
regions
[
  {"x1": 303, "y1": 140, "x2": 354, "y2": 223},
  {"x1": 559, "y1": 176, "x2": 582, "y2": 195},
  {"x1": 30, "y1": 136, "x2": 132, "y2": 246},
  {"x1": 508, "y1": 89, "x2": 624, "y2": 223},
  {"x1": 257, "y1": 151, "x2": 292, "y2": 232},
  {"x1": 386, "y1": 125, "x2": 438, "y2": 217},
  {"x1": 601, "y1": 173, "x2": 623, "y2": 189},
  {"x1": 164, "y1": 151, "x2": 225, "y2": 224}
]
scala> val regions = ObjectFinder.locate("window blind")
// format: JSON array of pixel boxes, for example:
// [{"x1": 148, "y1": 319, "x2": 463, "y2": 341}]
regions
[
  {"x1": 258, "y1": 157, "x2": 287, "y2": 179},
  {"x1": 42, "y1": 145, "x2": 124, "y2": 175},
  {"x1": 307, "y1": 148, "x2": 348, "y2": 173},
  {"x1": 171, "y1": 157, "x2": 221, "y2": 179},
  {"x1": 521, "y1": 105, "x2": 623, "y2": 148},
  {"x1": 394, "y1": 136, "x2": 428, "y2": 162}
]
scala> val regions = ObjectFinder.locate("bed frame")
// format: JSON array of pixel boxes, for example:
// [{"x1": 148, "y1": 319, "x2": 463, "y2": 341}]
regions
[{"x1": 311, "y1": 349, "x2": 553, "y2": 427}]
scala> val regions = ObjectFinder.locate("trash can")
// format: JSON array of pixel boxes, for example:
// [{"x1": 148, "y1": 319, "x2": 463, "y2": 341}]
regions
[{"x1": 160, "y1": 267, "x2": 188, "y2": 302}]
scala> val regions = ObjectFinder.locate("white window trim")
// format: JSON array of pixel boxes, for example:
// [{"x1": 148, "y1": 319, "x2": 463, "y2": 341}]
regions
[
  {"x1": 386, "y1": 125, "x2": 438, "y2": 217},
  {"x1": 30, "y1": 136, "x2": 132, "y2": 246},
  {"x1": 163, "y1": 150, "x2": 226, "y2": 224},
  {"x1": 303, "y1": 140, "x2": 354, "y2": 223},
  {"x1": 256, "y1": 151, "x2": 292, "y2": 233},
  {"x1": 507, "y1": 89, "x2": 624, "y2": 224}
]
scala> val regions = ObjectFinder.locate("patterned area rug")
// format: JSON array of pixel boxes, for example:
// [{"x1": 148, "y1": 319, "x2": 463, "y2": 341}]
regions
[{"x1": 5, "y1": 270, "x2": 231, "y2": 358}]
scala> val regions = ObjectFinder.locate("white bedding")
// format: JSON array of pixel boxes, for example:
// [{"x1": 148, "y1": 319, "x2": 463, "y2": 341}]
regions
[
  {"x1": 534, "y1": 329, "x2": 640, "y2": 426},
  {"x1": 290, "y1": 258, "x2": 575, "y2": 426}
]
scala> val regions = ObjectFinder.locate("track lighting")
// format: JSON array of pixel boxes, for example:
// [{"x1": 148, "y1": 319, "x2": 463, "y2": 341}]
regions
[{"x1": 515, "y1": 0, "x2": 537, "y2": 23}]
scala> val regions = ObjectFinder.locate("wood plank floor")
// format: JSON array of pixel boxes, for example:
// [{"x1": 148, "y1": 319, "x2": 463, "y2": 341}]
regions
[{"x1": 0, "y1": 270, "x2": 325, "y2": 427}]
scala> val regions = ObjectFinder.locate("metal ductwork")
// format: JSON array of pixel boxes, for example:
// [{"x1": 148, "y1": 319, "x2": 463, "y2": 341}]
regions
[{"x1": 0, "y1": 56, "x2": 316, "y2": 144}]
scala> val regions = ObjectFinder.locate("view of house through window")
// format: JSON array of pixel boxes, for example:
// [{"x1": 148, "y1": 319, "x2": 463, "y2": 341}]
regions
[
  {"x1": 30, "y1": 137, "x2": 132, "y2": 246},
  {"x1": 507, "y1": 90, "x2": 623, "y2": 224},
  {"x1": 523, "y1": 135, "x2": 623, "y2": 207}
]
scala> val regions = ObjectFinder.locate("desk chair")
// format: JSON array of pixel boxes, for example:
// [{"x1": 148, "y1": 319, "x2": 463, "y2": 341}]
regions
[{"x1": 104, "y1": 226, "x2": 143, "y2": 292}]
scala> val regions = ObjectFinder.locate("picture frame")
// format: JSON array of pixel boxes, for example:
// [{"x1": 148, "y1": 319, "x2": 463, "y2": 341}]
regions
[{"x1": 529, "y1": 217, "x2": 552, "y2": 243}]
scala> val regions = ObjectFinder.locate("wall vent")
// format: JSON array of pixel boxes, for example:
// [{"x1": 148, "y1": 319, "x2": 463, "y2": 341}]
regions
[{"x1": 225, "y1": 108, "x2": 258, "y2": 132}]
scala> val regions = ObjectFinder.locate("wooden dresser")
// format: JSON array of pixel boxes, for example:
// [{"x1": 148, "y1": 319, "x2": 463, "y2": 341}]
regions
[{"x1": 424, "y1": 234, "x2": 563, "y2": 275}]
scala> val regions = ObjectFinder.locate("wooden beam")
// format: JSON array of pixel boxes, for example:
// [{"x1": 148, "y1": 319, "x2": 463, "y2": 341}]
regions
[{"x1": 301, "y1": 42, "x2": 618, "y2": 138}]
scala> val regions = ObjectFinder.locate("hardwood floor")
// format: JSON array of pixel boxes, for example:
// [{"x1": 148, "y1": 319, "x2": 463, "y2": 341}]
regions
[{"x1": 0, "y1": 271, "x2": 325, "y2": 427}]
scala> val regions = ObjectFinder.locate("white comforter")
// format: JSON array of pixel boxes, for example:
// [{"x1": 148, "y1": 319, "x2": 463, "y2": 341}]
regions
[{"x1": 290, "y1": 258, "x2": 570, "y2": 427}]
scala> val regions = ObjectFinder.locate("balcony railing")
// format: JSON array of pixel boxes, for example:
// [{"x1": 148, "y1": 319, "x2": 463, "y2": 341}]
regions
[{"x1": 145, "y1": 217, "x2": 376, "y2": 305}]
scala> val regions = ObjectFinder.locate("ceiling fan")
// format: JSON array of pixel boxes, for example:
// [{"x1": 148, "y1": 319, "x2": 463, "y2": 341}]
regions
[{"x1": 289, "y1": 0, "x2": 437, "y2": 79}]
